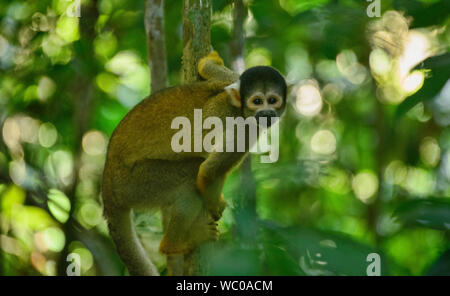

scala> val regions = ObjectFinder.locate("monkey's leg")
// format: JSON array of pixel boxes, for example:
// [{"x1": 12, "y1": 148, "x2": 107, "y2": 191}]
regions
[
  {"x1": 159, "y1": 188, "x2": 218, "y2": 255},
  {"x1": 162, "y1": 208, "x2": 184, "y2": 276},
  {"x1": 197, "y1": 151, "x2": 246, "y2": 220},
  {"x1": 104, "y1": 204, "x2": 159, "y2": 276}
]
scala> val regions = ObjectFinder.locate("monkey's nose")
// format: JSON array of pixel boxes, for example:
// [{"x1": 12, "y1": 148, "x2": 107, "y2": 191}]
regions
[{"x1": 255, "y1": 110, "x2": 278, "y2": 126}]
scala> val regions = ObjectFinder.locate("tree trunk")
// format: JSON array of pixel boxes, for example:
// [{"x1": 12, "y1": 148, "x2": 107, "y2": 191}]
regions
[
  {"x1": 181, "y1": 0, "x2": 212, "y2": 275},
  {"x1": 145, "y1": 0, "x2": 169, "y2": 93},
  {"x1": 229, "y1": 0, "x2": 258, "y2": 243},
  {"x1": 230, "y1": 0, "x2": 246, "y2": 74},
  {"x1": 182, "y1": 0, "x2": 212, "y2": 83},
  {"x1": 144, "y1": 0, "x2": 178, "y2": 276}
]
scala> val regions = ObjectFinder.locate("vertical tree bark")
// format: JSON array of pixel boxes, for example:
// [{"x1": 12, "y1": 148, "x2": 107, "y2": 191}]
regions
[
  {"x1": 229, "y1": 0, "x2": 258, "y2": 242},
  {"x1": 182, "y1": 0, "x2": 212, "y2": 83},
  {"x1": 145, "y1": 0, "x2": 169, "y2": 93},
  {"x1": 230, "y1": 0, "x2": 246, "y2": 74},
  {"x1": 145, "y1": 0, "x2": 177, "y2": 275},
  {"x1": 181, "y1": 0, "x2": 212, "y2": 275}
]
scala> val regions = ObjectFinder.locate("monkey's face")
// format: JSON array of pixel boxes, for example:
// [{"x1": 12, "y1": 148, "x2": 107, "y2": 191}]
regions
[
  {"x1": 243, "y1": 88, "x2": 284, "y2": 127},
  {"x1": 225, "y1": 66, "x2": 288, "y2": 127}
]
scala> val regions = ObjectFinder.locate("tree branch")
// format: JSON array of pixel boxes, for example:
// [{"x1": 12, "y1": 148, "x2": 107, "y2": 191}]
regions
[
  {"x1": 145, "y1": 0, "x2": 169, "y2": 93},
  {"x1": 230, "y1": 0, "x2": 246, "y2": 74},
  {"x1": 182, "y1": 0, "x2": 212, "y2": 83},
  {"x1": 181, "y1": 0, "x2": 212, "y2": 276},
  {"x1": 144, "y1": 0, "x2": 176, "y2": 276},
  {"x1": 229, "y1": 0, "x2": 258, "y2": 242}
]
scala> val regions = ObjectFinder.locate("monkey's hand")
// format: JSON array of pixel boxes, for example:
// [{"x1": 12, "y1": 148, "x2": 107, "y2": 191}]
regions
[
  {"x1": 196, "y1": 151, "x2": 245, "y2": 220},
  {"x1": 196, "y1": 172, "x2": 226, "y2": 221}
]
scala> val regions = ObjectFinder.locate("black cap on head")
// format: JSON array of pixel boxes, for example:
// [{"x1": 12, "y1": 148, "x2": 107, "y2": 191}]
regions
[{"x1": 239, "y1": 66, "x2": 287, "y2": 100}]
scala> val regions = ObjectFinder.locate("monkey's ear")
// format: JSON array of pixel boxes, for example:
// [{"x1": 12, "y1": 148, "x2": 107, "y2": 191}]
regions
[{"x1": 225, "y1": 81, "x2": 241, "y2": 108}]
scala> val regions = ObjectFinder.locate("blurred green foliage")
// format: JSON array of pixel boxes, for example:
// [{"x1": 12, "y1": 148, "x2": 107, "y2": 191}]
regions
[{"x1": 0, "y1": 0, "x2": 449, "y2": 275}]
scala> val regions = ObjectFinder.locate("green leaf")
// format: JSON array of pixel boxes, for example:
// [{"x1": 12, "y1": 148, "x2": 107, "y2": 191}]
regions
[
  {"x1": 426, "y1": 249, "x2": 450, "y2": 276},
  {"x1": 210, "y1": 246, "x2": 263, "y2": 275},
  {"x1": 212, "y1": 0, "x2": 233, "y2": 12},
  {"x1": 280, "y1": 0, "x2": 330, "y2": 15},
  {"x1": 393, "y1": 198, "x2": 450, "y2": 231},
  {"x1": 395, "y1": 53, "x2": 450, "y2": 118},
  {"x1": 261, "y1": 221, "x2": 389, "y2": 275},
  {"x1": 263, "y1": 244, "x2": 305, "y2": 275}
]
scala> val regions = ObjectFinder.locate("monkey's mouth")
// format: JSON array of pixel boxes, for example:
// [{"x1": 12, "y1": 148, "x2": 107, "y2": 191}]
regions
[{"x1": 255, "y1": 110, "x2": 278, "y2": 127}]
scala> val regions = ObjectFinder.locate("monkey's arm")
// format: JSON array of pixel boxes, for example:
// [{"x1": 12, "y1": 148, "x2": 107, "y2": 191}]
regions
[
  {"x1": 198, "y1": 51, "x2": 240, "y2": 84},
  {"x1": 196, "y1": 151, "x2": 246, "y2": 220}
]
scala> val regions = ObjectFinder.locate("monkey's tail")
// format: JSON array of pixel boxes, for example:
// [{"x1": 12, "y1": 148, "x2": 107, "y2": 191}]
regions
[{"x1": 104, "y1": 203, "x2": 160, "y2": 276}]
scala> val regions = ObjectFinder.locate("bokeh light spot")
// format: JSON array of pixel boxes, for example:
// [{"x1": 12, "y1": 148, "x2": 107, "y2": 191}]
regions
[
  {"x1": 82, "y1": 130, "x2": 108, "y2": 156},
  {"x1": 39, "y1": 122, "x2": 58, "y2": 148},
  {"x1": 419, "y1": 137, "x2": 440, "y2": 167},
  {"x1": 352, "y1": 171, "x2": 379, "y2": 203},
  {"x1": 310, "y1": 130, "x2": 336, "y2": 155},
  {"x1": 42, "y1": 227, "x2": 65, "y2": 252},
  {"x1": 47, "y1": 188, "x2": 71, "y2": 223},
  {"x1": 295, "y1": 82, "x2": 323, "y2": 117}
]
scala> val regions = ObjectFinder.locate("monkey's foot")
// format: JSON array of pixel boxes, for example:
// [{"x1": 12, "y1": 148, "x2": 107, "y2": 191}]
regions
[
  {"x1": 159, "y1": 235, "x2": 193, "y2": 255},
  {"x1": 204, "y1": 219, "x2": 220, "y2": 241},
  {"x1": 190, "y1": 218, "x2": 219, "y2": 244},
  {"x1": 159, "y1": 221, "x2": 219, "y2": 255}
]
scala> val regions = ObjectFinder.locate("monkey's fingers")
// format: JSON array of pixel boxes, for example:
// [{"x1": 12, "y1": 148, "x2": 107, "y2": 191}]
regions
[
  {"x1": 210, "y1": 231, "x2": 219, "y2": 241},
  {"x1": 209, "y1": 198, "x2": 226, "y2": 221},
  {"x1": 208, "y1": 224, "x2": 219, "y2": 241},
  {"x1": 210, "y1": 211, "x2": 222, "y2": 221},
  {"x1": 208, "y1": 221, "x2": 219, "y2": 226},
  {"x1": 159, "y1": 236, "x2": 192, "y2": 255}
]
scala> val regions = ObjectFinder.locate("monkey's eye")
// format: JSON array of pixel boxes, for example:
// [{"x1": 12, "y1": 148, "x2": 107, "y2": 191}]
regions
[
  {"x1": 252, "y1": 98, "x2": 263, "y2": 105},
  {"x1": 268, "y1": 97, "x2": 278, "y2": 104}
]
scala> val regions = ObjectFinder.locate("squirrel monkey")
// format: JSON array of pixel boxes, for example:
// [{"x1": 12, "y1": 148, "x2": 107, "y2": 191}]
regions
[{"x1": 102, "y1": 51, "x2": 288, "y2": 275}]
